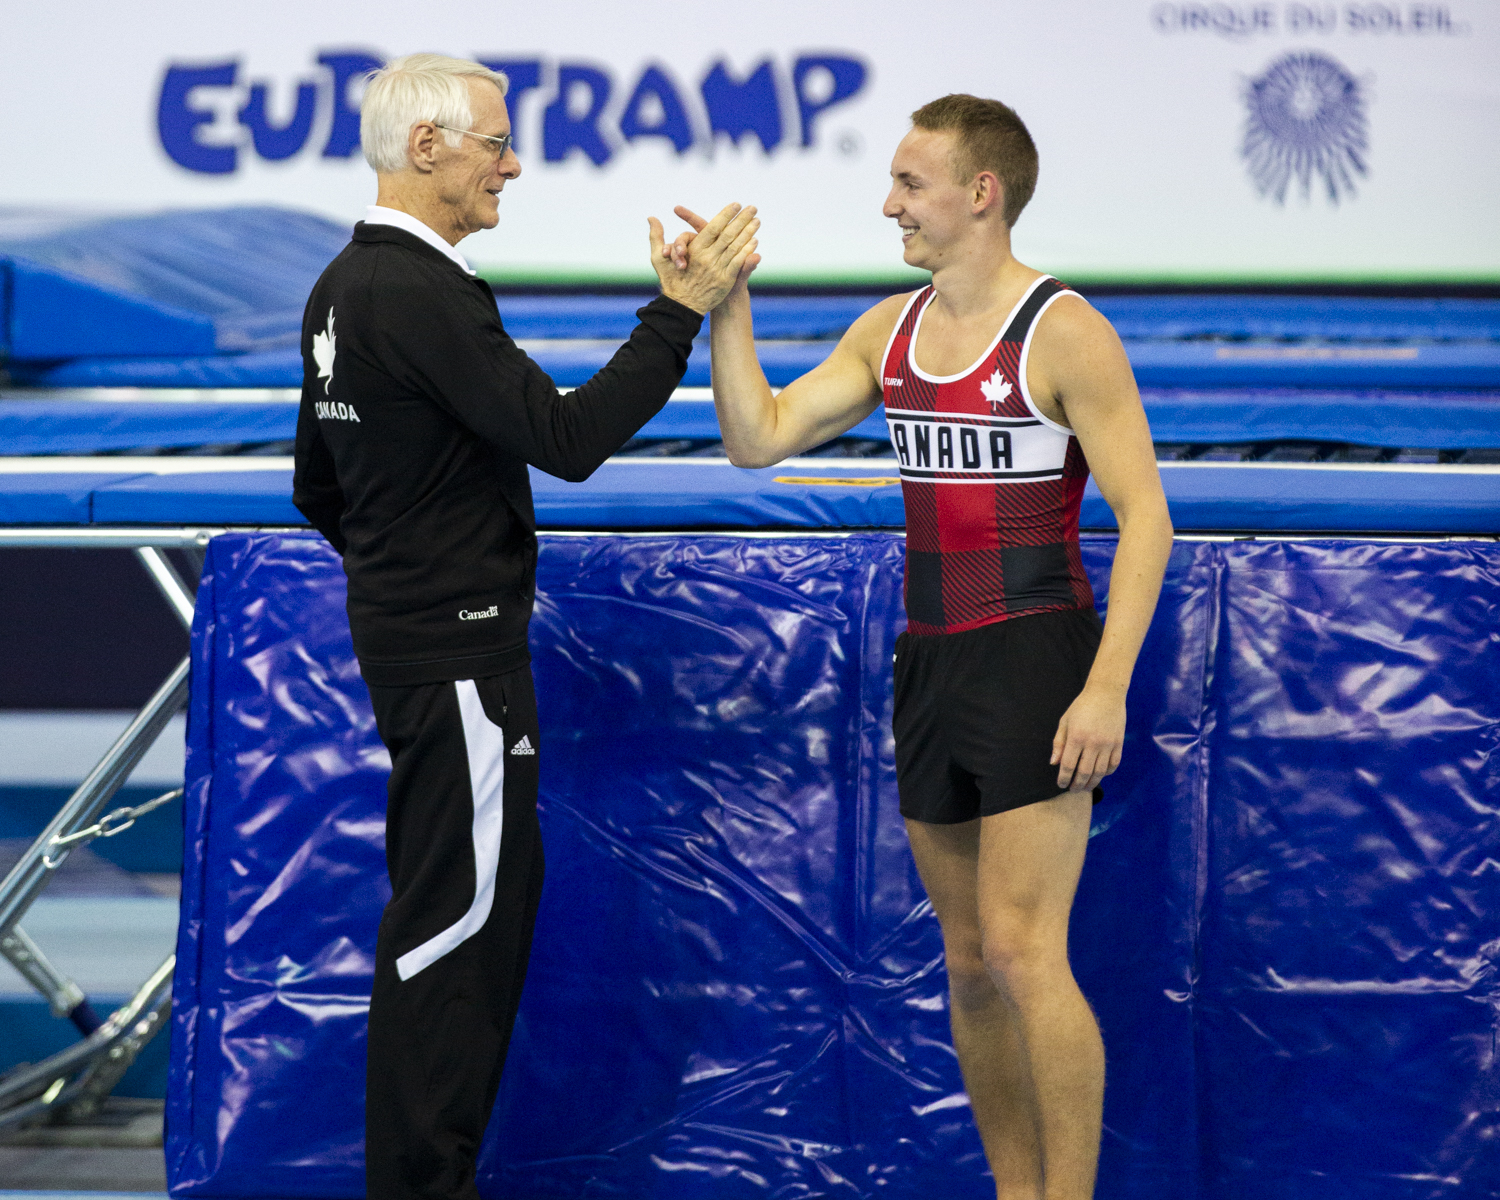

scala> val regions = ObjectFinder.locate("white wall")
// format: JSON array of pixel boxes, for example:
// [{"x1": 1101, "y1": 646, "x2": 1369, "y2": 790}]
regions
[{"x1": 6, "y1": 0, "x2": 1497, "y2": 282}]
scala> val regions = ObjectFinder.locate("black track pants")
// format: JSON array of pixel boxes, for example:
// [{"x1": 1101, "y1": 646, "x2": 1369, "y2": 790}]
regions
[{"x1": 364, "y1": 667, "x2": 544, "y2": 1200}]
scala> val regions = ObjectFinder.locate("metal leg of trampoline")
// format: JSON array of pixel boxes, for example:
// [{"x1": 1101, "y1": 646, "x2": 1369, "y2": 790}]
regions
[
  {"x1": 0, "y1": 956, "x2": 175, "y2": 1128},
  {"x1": 0, "y1": 545, "x2": 200, "y2": 1126},
  {"x1": 0, "y1": 925, "x2": 97, "y2": 1031},
  {"x1": 134, "y1": 546, "x2": 198, "y2": 629},
  {"x1": 0, "y1": 655, "x2": 191, "y2": 939}
]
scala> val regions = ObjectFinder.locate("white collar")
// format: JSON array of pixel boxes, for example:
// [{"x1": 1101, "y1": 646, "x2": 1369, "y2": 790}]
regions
[{"x1": 363, "y1": 206, "x2": 475, "y2": 276}]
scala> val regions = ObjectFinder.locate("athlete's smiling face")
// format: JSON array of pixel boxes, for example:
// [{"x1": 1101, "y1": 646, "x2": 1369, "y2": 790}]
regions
[{"x1": 883, "y1": 128, "x2": 984, "y2": 271}]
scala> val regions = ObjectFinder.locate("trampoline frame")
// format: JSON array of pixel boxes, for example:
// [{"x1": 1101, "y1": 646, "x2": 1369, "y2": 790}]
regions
[{"x1": 0, "y1": 527, "x2": 244, "y2": 1129}]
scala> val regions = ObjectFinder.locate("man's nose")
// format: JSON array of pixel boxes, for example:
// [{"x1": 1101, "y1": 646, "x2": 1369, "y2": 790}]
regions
[{"x1": 500, "y1": 149, "x2": 521, "y2": 180}]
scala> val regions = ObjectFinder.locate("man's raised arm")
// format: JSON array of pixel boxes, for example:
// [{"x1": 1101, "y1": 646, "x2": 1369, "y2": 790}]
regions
[{"x1": 670, "y1": 205, "x2": 902, "y2": 468}]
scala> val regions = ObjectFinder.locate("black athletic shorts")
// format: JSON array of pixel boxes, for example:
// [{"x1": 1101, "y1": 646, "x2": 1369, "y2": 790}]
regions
[{"x1": 892, "y1": 606, "x2": 1104, "y2": 824}]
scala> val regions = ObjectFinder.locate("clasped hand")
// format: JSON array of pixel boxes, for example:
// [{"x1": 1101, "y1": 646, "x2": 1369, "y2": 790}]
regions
[{"x1": 648, "y1": 204, "x2": 760, "y2": 314}]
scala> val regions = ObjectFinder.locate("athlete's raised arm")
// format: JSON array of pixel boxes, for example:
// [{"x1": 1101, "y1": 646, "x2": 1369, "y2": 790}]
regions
[
  {"x1": 1029, "y1": 296, "x2": 1174, "y2": 793},
  {"x1": 669, "y1": 204, "x2": 908, "y2": 468}
]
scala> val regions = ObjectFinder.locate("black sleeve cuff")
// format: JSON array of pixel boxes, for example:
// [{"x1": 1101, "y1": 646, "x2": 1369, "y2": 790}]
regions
[{"x1": 637, "y1": 294, "x2": 706, "y2": 350}]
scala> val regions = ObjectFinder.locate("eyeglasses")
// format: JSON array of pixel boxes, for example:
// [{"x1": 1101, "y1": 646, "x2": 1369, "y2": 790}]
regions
[{"x1": 434, "y1": 124, "x2": 514, "y2": 158}]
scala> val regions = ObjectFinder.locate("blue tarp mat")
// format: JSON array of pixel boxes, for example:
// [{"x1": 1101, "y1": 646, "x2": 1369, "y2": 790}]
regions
[
  {"x1": 5, "y1": 391, "x2": 1500, "y2": 455},
  {"x1": 0, "y1": 207, "x2": 348, "y2": 359},
  {"x1": 8, "y1": 460, "x2": 1497, "y2": 534},
  {"x1": 18, "y1": 339, "x2": 1498, "y2": 390},
  {"x1": 168, "y1": 530, "x2": 1500, "y2": 1200}
]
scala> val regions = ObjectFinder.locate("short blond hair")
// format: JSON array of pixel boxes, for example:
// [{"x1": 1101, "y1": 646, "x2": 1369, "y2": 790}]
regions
[
  {"x1": 360, "y1": 54, "x2": 509, "y2": 174},
  {"x1": 911, "y1": 94, "x2": 1038, "y2": 226}
]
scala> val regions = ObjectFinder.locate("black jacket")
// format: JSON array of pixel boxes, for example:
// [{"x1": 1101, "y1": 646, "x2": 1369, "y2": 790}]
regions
[{"x1": 292, "y1": 222, "x2": 702, "y2": 686}]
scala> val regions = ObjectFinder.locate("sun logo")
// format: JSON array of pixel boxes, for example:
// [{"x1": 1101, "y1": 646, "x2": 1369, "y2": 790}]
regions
[
  {"x1": 980, "y1": 368, "x2": 1013, "y2": 413},
  {"x1": 1242, "y1": 52, "x2": 1367, "y2": 205},
  {"x1": 313, "y1": 308, "x2": 336, "y2": 394}
]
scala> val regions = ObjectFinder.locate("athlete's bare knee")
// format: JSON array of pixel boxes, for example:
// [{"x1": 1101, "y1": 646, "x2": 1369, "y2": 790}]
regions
[
  {"x1": 979, "y1": 920, "x2": 1064, "y2": 1003},
  {"x1": 944, "y1": 943, "x2": 997, "y2": 1013}
]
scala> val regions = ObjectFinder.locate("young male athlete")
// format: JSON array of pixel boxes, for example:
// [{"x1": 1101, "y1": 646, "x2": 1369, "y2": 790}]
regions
[{"x1": 669, "y1": 95, "x2": 1172, "y2": 1198}]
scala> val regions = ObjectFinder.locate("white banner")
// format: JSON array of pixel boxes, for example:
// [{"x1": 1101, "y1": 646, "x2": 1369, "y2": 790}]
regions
[{"x1": 3, "y1": 1, "x2": 1496, "y2": 283}]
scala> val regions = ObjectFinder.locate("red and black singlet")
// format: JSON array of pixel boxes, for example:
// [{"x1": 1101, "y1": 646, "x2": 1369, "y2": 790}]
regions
[{"x1": 881, "y1": 275, "x2": 1095, "y2": 636}]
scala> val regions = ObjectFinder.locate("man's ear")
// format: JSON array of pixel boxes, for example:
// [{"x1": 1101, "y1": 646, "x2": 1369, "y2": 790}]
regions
[
  {"x1": 972, "y1": 171, "x2": 1004, "y2": 217},
  {"x1": 408, "y1": 121, "x2": 438, "y2": 174}
]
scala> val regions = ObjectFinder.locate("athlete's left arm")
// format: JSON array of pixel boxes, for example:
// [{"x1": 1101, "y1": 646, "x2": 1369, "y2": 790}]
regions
[{"x1": 1031, "y1": 297, "x2": 1174, "y2": 794}]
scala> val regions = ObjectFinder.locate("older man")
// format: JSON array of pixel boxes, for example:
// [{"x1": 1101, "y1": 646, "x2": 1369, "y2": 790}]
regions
[{"x1": 291, "y1": 53, "x2": 757, "y2": 1200}]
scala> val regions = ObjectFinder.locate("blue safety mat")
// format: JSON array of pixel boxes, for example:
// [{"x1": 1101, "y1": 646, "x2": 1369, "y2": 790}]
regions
[
  {"x1": 1093, "y1": 294, "x2": 1500, "y2": 341},
  {"x1": 1139, "y1": 388, "x2": 1500, "y2": 447},
  {"x1": 486, "y1": 293, "x2": 1500, "y2": 344},
  {"x1": 90, "y1": 470, "x2": 306, "y2": 527},
  {"x1": 167, "y1": 530, "x2": 1500, "y2": 1200},
  {"x1": 11, "y1": 350, "x2": 307, "y2": 390},
  {"x1": 3, "y1": 461, "x2": 1498, "y2": 534},
  {"x1": 4, "y1": 205, "x2": 1497, "y2": 391},
  {"x1": 1141, "y1": 464, "x2": 1500, "y2": 533},
  {"x1": 0, "y1": 399, "x2": 301, "y2": 454},
  {"x1": 494, "y1": 294, "x2": 890, "y2": 341},
  {"x1": 1122, "y1": 340, "x2": 1500, "y2": 388},
  {"x1": 14, "y1": 339, "x2": 1500, "y2": 390},
  {"x1": 5, "y1": 390, "x2": 1500, "y2": 455},
  {"x1": 0, "y1": 472, "x2": 128, "y2": 524},
  {"x1": 0, "y1": 207, "x2": 349, "y2": 359}
]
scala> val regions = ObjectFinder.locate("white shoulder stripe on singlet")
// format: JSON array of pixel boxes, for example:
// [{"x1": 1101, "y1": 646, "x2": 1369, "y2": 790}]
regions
[
  {"x1": 878, "y1": 288, "x2": 930, "y2": 387},
  {"x1": 394, "y1": 679, "x2": 507, "y2": 981},
  {"x1": 906, "y1": 275, "x2": 1052, "y2": 385},
  {"x1": 1017, "y1": 288, "x2": 1090, "y2": 437}
]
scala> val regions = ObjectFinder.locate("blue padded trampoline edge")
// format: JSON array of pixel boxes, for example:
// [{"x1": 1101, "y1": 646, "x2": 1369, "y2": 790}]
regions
[{"x1": 166, "y1": 538, "x2": 218, "y2": 1195}]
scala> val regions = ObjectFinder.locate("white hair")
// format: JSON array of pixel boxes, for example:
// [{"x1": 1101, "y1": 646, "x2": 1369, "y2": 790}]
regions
[{"x1": 360, "y1": 54, "x2": 509, "y2": 174}]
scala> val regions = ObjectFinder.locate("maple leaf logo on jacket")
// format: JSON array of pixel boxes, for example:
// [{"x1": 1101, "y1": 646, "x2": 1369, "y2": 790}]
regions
[
  {"x1": 980, "y1": 367, "x2": 1013, "y2": 413},
  {"x1": 313, "y1": 308, "x2": 336, "y2": 393}
]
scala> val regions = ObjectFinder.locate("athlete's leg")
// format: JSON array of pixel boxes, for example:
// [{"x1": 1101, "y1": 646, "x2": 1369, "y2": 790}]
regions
[
  {"x1": 905, "y1": 817, "x2": 1042, "y2": 1198},
  {"x1": 906, "y1": 790, "x2": 1099, "y2": 1200},
  {"x1": 977, "y1": 791, "x2": 1101, "y2": 1200}
]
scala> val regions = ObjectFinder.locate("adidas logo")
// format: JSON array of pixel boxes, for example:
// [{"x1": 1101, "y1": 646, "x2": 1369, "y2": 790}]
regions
[{"x1": 510, "y1": 735, "x2": 536, "y2": 756}]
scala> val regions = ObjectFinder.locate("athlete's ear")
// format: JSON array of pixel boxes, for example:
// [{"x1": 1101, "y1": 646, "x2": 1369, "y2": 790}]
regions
[{"x1": 972, "y1": 170, "x2": 1003, "y2": 216}]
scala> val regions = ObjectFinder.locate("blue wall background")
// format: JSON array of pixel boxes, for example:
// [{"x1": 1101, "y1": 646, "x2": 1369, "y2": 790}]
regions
[{"x1": 167, "y1": 531, "x2": 1500, "y2": 1199}]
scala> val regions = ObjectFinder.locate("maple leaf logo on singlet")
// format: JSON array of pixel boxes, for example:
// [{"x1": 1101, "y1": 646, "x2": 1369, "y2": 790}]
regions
[
  {"x1": 980, "y1": 367, "x2": 1013, "y2": 413},
  {"x1": 313, "y1": 308, "x2": 336, "y2": 394}
]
